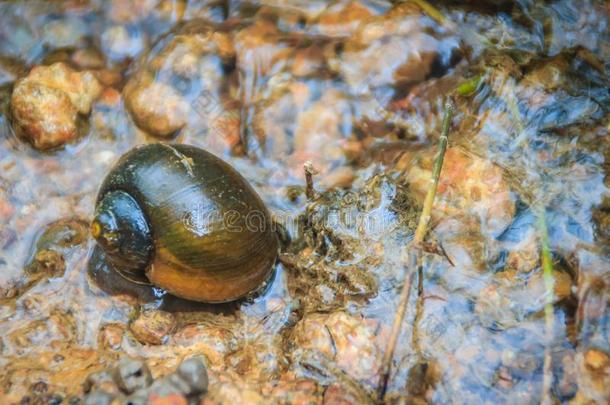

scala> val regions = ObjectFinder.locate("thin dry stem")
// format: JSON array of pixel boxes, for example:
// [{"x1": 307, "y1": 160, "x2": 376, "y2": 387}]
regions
[
  {"x1": 408, "y1": 0, "x2": 452, "y2": 28},
  {"x1": 377, "y1": 262, "x2": 416, "y2": 401},
  {"x1": 377, "y1": 101, "x2": 454, "y2": 401},
  {"x1": 304, "y1": 161, "x2": 316, "y2": 201},
  {"x1": 538, "y1": 209, "x2": 555, "y2": 405},
  {"x1": 413, "y1": 101, "x2": 454, "y2": 244}
]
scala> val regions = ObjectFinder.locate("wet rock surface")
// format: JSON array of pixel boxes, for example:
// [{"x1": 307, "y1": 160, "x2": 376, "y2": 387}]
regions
[
  {"x1": 122, "y1": 22, "x2": 237, "y2": 142},
  {"x1": 82, "y1": 356, "x2": 209, "y2": 404},
  {"x1": 0, "y1": 1, "x2": 608, "y2": 404},
  {"x1": 130, "y1": 309, "x2": 177, "y2": 345},
  {"x1": 10, "y1": 63, "x2": 102, "y2": 150},
  {"x1": 290, "y1": 311, "x2": 382, "y2": 389}
]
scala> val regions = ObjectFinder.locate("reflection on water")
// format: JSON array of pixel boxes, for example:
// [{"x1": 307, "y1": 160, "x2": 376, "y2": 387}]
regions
[{"x1": 0, "y1": 0, "x2": 608, "y2": 403}]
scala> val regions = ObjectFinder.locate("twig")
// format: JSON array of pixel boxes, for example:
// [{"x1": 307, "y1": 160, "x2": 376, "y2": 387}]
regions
[
  {"x1": 411, "y1": 256, "x2": 425, "y2": 353},
  {"x1": 538, "y1": 209, "x2": 555, "y2": 405},
  {"x1": 408, "y1": 0, "x2": 450, "y2": 27},
  {"x1": 377, "y1": 101, "x2": 454, "y2": 401},
  {"x1": 304, "y1": 161, "x2": 317, "y2": 201},
  {"x1": 413, "y1": 101, "x2": 454, "y2": 244},
  {"x1": 377, "y1": 258, "x2": 416, "y2": 400}
]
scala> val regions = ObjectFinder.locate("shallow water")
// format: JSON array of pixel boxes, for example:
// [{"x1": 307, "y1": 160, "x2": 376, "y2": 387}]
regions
[{"x1": 0, "y1": 0, "x2": 608, "y2": 403}]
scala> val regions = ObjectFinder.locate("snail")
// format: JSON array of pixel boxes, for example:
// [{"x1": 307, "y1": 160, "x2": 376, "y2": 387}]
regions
[{"x1": 90, "y1": 143, "x2": 279, "y2": 303}]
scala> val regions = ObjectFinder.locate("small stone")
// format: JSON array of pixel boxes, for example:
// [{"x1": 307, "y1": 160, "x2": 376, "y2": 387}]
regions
[
  {"x1": 203, "y1": 379, "x2": 265, "y2": 405},
  {"x1": 268, "y1": 379, "x2": 321, "y2": 404},
  {"x1": 123, "y1": 391, "x2": 148, "y2": 405},
  {"x1": 584, "y1": 349, "x2": 609, "y2": 372},
  {"x1": 123, "y1": 74, "x2": 190, "y2": 137},
  {"x1": 114, "y1": 358, "x2": 153, "y2": 394},
  {"x1": 0, "y1": 192, "x2": 15, "y2": 221},
  {"x1": 311, "y1": 1, "x2": 375, "y2": 37},
  {"x1": 71, "y1": 48, "x2": 106, "y2": 70},
  {"x1": 83, "y1": 390, "x2": 116, "y2": 405},
  {"x1": 171, "y1": 323, "x2": 237, "y2": 367},
  {"x1": 323, "y1": 383, "x2": 366, "y2": 405},
  {"x1": 148, "y1": 393, "x2": 188, "y2": 405},
  {"x1": 406, "y1": 147, "x2": 515, "y2": 237},
  {"x1": 101, "y1": 25, "x2": 146, "y2": 61},
  {"x1": 30, "y1": 381, "x2": 48, "y2": 396},
  {"x1": 334, "y1": 3, "x2": 459, "y2": 90},
  {"x1": 291, "y1": 46, "x2": 325, "y2": 77},
  {"x1": 10, "y1": 62, "x2": 101, "y2": 150},
  {"x1": 495, "y1": 366, "x2": 514, "y2": 390},
  {"x1": 27, "y1": 249, "x2": 65, "y2": 277},
  {"x1": 319, "y1": 167, "x2": 356, "y2": 190},
  {"x1": 130, "y1": 310, "x2": 176, "y2": 345},
  {"x1": 107, "y1": 0, "x2": 159, "y2": 23},
  {"x1": 290, "y1": 311, "x2": 381, "y2": 387},
  {"x1": 176, "y1": 357, "x2": 208, "y2": 395},
  {"x1": 558, "y1": 351, "x2": 578, "y2": 399},
  {"x1": 24, "y1": 62, "x2": 101, "y2": 115},
  {"x1": 148, "y1": 373, "x2": 191, "y2": 397},
  {"x1": 83, "y1": 370, "x2": 119, "y2": 395},
  {"x1": 99, "y1": 323, "x2": 124, "y2": 351},
  {"x1": 11, "y1": 81, "x2": 78, "y2": 150},
  {"x1": 24, "y1": 219, "x2": 88, "y2": 282}
]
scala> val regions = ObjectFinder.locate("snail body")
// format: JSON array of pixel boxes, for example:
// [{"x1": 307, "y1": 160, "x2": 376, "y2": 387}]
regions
[{"x1": 91, "y1": 143, "x2": 279, "y2": 303}]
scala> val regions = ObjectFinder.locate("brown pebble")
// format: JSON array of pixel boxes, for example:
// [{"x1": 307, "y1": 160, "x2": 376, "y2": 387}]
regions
[
  {"x1": 11, "y1": 80, "x2": 78, "y2": 150},
  {"x1": 27, "y1": 250, "x2": 65, "y2": 277},
  {"x1": 10, "y1": 62, "x2": 101, "y2": 150},
  {"x1": 0, "y1": 194, "x2": 14, "y2": 221},
  {"x1": 114, "y1": 358, "x2": 153, "y2": 394},
  {"x1": 147, "y1": 373, "x2": 191, "y2": 397},
  {"x1": 83, "y1": 390, "x2": 117, "y2": 405},
  {"x1": 99, "y1": 323, "x2": 124, "y2": 350},
  {"x1": 176, "y1": 356, "x2": 208, "y2": 395},
  {"x1": 123, "y1": 74, "x2": 189, "y2": 137},
  {"x1": 495, "y1": 366, "x2": 514, "y2": 390},
  {"x1": 323, "y1": 383, "x2": 366, "y2": 405},
  {"x1": 148, "y1": 393, "x2": 188, "y2": 405},
  {"x1": 130, "y1": 310, "x2": 176, "y2": 345},
  {"x1": 584, "y1": 349, "x2": 609, "y2": 372},
  {"x1": 320, "y1": 166, "x2": 356, "y2": 190},
  {"x1": 83, "y1": 370, "x2": 120, "y2": 395}
]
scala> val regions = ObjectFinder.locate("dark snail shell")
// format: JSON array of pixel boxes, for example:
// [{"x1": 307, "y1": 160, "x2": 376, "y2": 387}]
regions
[{"x1": 91, "y1": 143, "x2": 279, "y2": 303}]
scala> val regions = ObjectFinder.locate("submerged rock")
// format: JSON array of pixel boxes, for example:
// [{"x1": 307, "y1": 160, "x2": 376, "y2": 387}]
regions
[
  {"x1": 290, "y1": 311, "x2": 381, "y2": 389},
  {"x1": 253, "y1": 81, "x2": 356, "y2": 180},
  {"x1": 114, "y1": 358, "x2": 153, "y2": 394},
  {"x1": 203, "y1": 378, "x2": 264, "y2": 405},
  {"x1": 123, "y1": 20, "x2": 238, "y2": 144},
  {"x1": 405, "y1": 146, "x2": 516, "y2": 238},
  {"x1": 330, "y1": 3, "x2": 460, "y2": 91},
  {"x1": 129, "y1": 309, "x2": 176, "y2": 345},
  {"x1": 573, "y1": 347, "x2": 610, "y2": 404},
  {"x1": 226, "y1": 334, "x2": 286, "y2": 382},
  {"x1": 8, "y1": 219, "x2": 90, "y2": 298},
  {"x1": 170, "y1": 321, "x2": 238, "y2": 368},
  {"x1": 10, "y1": 63, "x2": 102, "y2": 150},
  {"x1": 82, "y1": 356, "x2": 209, "y2": 404}
]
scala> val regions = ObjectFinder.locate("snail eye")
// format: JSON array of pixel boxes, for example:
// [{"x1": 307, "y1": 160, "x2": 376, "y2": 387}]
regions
[
  {"x1": 91, "y1": 215, "x2": 122, "y2": 253},
  {"x1": 90, "y1": 220, "x2": 102, "y2": 239}
]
